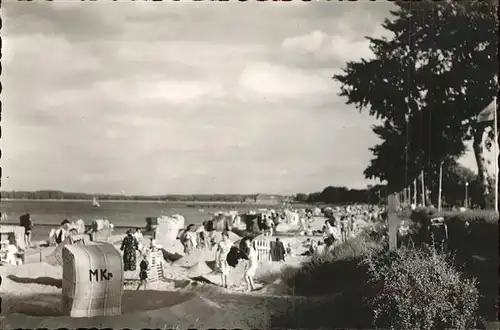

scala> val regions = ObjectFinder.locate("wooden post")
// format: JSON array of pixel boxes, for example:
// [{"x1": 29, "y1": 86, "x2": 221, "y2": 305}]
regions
[
  {"x1": 420, "y1": 170, "x2": 426, "y2": 207},
  {"x1": 413, "y1": 179, "x2": 418, "y2": 205},
  {"x1": 494, "y1": 99, "x2": 498, "y2": 212},
  {"x1": 406, "y1": 186, "x2": 409, "y2": 206},
  {"x1": 388, "y1": 193, "x2": 398, "y2": 251},
  {"x1": 438, "y1": 161, "x2": 443, "y2": 212}
]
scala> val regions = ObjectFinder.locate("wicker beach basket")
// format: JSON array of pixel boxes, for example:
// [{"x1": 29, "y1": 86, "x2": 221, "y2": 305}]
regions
[
  {"x1": 91, "y1": 227, "x2": 113, "y2": 243},
  {"x1": 253, "y1": 236, "x2": 271, "y2": 263},
  {"x1": 155, "y1": 216, "x2": 184, "y2": 248},
  {"x1": 61, "y1": 243, "x2": 124, "y2": 318}
]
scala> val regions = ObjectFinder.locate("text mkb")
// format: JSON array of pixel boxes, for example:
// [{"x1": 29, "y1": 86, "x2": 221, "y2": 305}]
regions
[{"x1": 89, "y1": 269, "x2": 114, "y2": 282}]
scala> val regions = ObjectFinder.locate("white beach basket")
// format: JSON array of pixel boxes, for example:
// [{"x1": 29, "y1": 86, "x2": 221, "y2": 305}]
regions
[
  {"x1": 61, "y1": 243, "x2": 124, "y2": 318},
  {"x1": 253, "y1": 237, "x2": 271, "y2": 263},
  {"x1": 145, "y1": 250, "x2": 164, "y2": 283},
  {"x1": 155, "y1": 216, "x2": 184, "y2": 248}
]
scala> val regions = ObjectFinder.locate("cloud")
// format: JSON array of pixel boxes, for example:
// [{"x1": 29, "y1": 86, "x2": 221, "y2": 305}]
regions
[
  {"x1": 282, "y1": 30, "x2": 375, "y2": 63},
  {"x1": 236, "y1": 62, "x2": 332, "y2": 101},
  {"x1": 2, "y1": 1, "x2": 400, "y2": 195},
  {"x1": 93, "y1": 76, "x2": 227, "y2": 105}
]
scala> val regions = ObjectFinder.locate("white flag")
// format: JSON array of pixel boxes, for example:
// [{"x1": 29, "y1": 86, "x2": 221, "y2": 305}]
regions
[{"x1": 477, "y1": 97, "x2": 497, "y2": 123}]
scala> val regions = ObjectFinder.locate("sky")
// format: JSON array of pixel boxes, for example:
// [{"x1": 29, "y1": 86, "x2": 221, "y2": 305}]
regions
[{"x1": 0, "y1": 0, "x2": 487, "y2": 195}]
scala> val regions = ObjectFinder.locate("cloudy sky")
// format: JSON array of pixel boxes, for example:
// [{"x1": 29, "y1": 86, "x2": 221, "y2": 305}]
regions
[{"x1": 1, "y1": 1, "x2": 484, "y2": 195}]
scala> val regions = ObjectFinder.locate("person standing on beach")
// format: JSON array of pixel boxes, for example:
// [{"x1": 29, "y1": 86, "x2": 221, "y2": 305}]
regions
[
  {"x1": 120, "y1": 230, "x2": 139, "y2": 273},
  {"x1": 54, "y1": 220, "x2": 71, "y2": 245},
  {"x1": 215, "y1": 231, "x2": 233, "y2": 289},
  {"x1": 136, "y1": 253, "x2": 149, "y2": 291},
  {"x1": 133, "y1": 228, "x2": 144, "y2": 252},
  {"x1": 243, "y1": 238, "x2": 257, "y2": 292},
  {"x1": 20, "y1": 213, "x2": 34, "y2": 249},
  {"x1": 340, "y1": 216, "x2": 349, "y2": 243},
  {"x1": 148, "y1": 236, "x2": 157, "y2": 252}
]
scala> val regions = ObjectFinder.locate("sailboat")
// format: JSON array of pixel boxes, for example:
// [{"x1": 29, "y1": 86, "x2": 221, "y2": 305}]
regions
[{"x1": 92, "y1": 196, "x2": 100, "y2": 208}]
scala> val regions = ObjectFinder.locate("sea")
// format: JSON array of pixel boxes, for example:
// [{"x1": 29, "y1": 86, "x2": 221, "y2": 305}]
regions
[{"x1": 0, "y1": 200, "x2": 264, "y2": 242}]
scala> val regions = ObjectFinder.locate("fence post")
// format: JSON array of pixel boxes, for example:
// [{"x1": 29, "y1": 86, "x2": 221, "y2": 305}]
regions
[{"x1": 388, "y1": 193, "x2": 398, "y2": 251}]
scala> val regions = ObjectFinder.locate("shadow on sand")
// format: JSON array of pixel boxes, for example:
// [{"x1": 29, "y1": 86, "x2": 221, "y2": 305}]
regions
[
  {"x1": 8, "y1": 275, "x2": 62, "y2": 288},
  {"x1": 161, "y1": 249, "x2": 183, "y2": 262}
]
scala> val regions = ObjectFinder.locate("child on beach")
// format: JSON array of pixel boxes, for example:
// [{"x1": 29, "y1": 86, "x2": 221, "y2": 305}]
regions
[{"x1": 136, "y1": 254, "x2": 149, "y2": 291}]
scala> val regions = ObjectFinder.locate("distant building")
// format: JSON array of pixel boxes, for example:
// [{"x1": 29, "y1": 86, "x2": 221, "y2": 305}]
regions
[
  {"x1": 244, "y1": 197, "x2": 255, "y2": 203},
  {"x1": 254, "y1": 194, "x2": 280, "y2": 205}
]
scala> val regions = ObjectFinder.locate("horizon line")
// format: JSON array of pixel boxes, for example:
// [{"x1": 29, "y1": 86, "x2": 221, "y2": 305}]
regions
[{"x1": 0, "y1": 185, "x2": 379, "y2": 197}]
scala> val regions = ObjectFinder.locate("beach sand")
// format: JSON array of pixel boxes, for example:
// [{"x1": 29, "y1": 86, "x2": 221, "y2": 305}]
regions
[{"x1": 1, "y1": 216, "x2": 343, "y2": 328}]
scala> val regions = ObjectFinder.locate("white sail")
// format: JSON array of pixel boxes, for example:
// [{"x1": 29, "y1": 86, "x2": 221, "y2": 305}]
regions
[{"x1": 92, "y1": 196, "x2": 100, "y2": 207}]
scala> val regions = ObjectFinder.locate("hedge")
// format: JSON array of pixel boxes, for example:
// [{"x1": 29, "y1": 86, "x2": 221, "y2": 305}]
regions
[{"x1": 409, "y1": 208, "x2": 498, "y2": 258}]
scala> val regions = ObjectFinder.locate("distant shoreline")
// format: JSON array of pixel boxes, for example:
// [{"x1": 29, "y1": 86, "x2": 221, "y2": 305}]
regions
[{"x1": 0, "y1": 198, "x2": 281, "y2": 206}]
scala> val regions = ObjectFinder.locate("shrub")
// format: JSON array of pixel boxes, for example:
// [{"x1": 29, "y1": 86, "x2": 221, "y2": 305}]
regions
[
  {"x1": 283, "y1": 235, "x2": 382, "y2": 296},
  {"x1": 409, "y1": 208, "x2": 498, "y2": 258},
  {"x1": 363, "y1": 244, "x2": 479, "y2": 330},
  {"x1": 276, "y1": 235, "x2": 383, "y2": 328}
]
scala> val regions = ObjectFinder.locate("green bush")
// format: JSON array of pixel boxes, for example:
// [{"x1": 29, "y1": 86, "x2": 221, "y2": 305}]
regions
[{"x1": 363, "y1": 244, "x2": 480, "y2": 330}]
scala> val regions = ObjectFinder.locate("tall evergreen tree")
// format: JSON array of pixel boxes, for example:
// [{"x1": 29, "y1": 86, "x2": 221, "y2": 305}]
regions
[{"x1": 334, "y1": 0, "x2": 498, "y2": 207}]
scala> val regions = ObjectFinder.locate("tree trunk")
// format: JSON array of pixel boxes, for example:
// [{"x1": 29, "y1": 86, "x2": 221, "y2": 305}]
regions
[
  {"x1": 473, "y1": 124, "x2": 490, "y2": 208},
  {"x1": 497, "y1": 125, "x2": 500, "y2": 212}
]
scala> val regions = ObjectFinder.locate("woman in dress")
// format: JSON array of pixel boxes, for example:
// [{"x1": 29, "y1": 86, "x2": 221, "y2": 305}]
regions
[
  {"x1": 243, "y1": 238, "x2": 258, "y2": 292},
  {"x1": 180, "y1": 224, "x2": 197, "y2": 254},
  {"x1": 215, "y1": 231, "x2": 233, "y2": 288},
  {"x1": 120, "y1": 230, "x2": 139, "y2": 273}
]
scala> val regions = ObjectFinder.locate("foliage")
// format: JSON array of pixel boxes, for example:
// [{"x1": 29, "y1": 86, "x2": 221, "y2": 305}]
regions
[
  {"x1": 363, "y1": 245, "x2": 479, "y2": 330},
  {"x1": 295, "y1": 184, "x2": 387, "y2": 205},
  {"x1": 410, "y1": 208, "x2": 498, "y2": 256},
  {"x1": 407, "y1": 208, "x2": 498, "y2": 320},
  {"x1": 333, "y1": 0, "x2": 498, "y2": 202},
  {"x1": 283, "y1": 236, "x2": 381, "y2": 296},
  {"x1": 278, "y1": 235, "x2": 381, "y2": 328}
]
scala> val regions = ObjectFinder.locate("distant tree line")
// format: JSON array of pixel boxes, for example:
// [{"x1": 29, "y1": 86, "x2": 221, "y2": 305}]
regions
[
  {"x1": 300, "y1": 163, "x2": 491, "y2": 208},
  {"x1": 295, "y1": 184, "x2": 387, "y2": 205},
  {"x1": 0, "y1": 190, "x2": 264, "y2": 203}
]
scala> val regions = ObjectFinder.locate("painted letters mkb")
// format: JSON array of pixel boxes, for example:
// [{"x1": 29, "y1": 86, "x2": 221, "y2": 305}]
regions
[{"x1": 89, "y1": 269, "x2": 114, "y2": 282}]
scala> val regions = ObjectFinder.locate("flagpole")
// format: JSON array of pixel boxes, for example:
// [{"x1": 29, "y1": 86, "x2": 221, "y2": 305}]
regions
[{"x1": 494, "y1": 98, "x2": 498, "y2": 212}]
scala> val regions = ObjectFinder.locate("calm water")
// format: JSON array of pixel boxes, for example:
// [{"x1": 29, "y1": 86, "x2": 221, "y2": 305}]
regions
[{"x1": 0, "y1": 200, "x2": 260, "y2": 241}]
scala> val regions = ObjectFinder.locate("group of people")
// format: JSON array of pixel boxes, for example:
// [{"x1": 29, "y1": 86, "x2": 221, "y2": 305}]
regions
[
  {"x1": 120, "y1": 227, "x2": 260, "y2": 292},
  {"x1": 215, "y1": 231, "x2": 258, "y2": 292},
  {"x1": 1, "y1": 213, "x2": 33, "y2": 266},
  {"x1": 0, "y1": 233, "x2": 23, "y2": 266},
  {"x1": 179, "y1": 224, "x2": 214, "y2": 254},
  {"x1": 120, "y1": 228, "x2": 153, "y2": 290}
]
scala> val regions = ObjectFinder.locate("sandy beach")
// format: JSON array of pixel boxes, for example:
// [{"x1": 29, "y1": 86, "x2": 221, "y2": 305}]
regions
[{"x1": 1, "y1": 215, "x2": 349, "y2": 328}]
